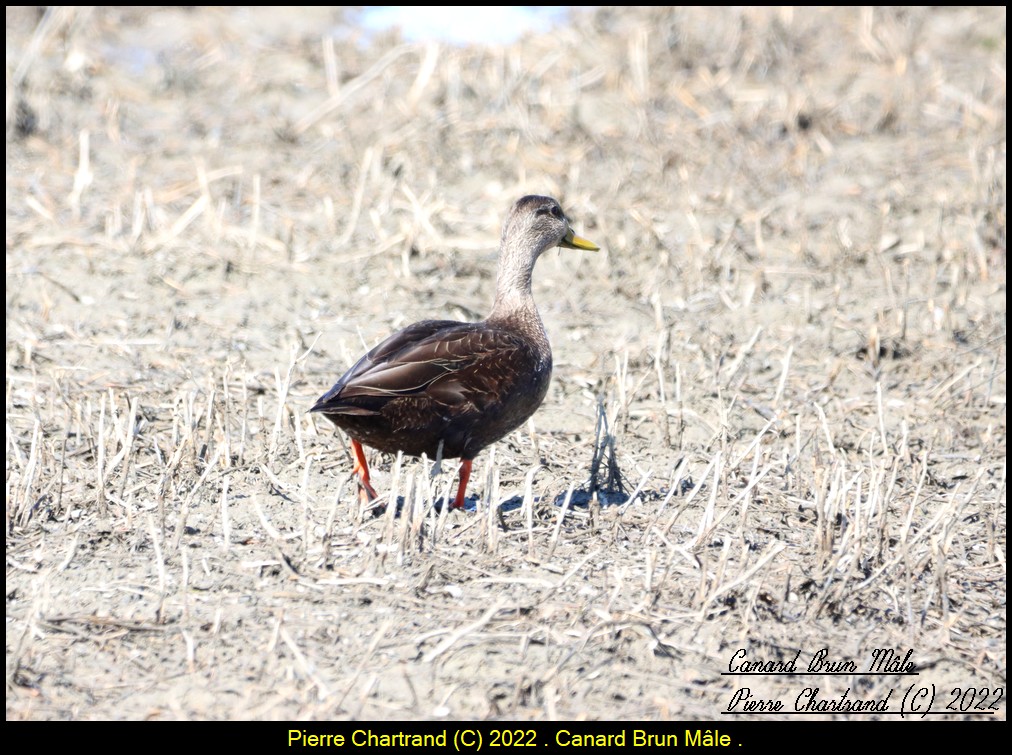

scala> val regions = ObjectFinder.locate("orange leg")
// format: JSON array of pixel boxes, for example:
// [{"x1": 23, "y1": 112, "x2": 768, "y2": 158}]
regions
[
  {"x1": 452, "y1": 458, "x2": 473, "y2": 510},
  {"x1": 351, "y1": 439, "x2": 378, "y2": 501}
]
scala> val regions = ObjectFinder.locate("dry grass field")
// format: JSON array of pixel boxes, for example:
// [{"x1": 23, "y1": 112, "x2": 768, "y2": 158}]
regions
[{"x1": 6, "y1": 7, "x2": 1006, "y2": 720}]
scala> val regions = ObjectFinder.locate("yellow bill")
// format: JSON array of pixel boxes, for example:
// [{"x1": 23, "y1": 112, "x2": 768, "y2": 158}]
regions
[{"x1": 559, "y1": 229, "x2": 600, "y2": 251}]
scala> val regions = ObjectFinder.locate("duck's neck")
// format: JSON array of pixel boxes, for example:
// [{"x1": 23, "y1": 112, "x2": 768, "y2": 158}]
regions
[
  {"x1": 486, "y1": 252, "x2": 550, "y2": 356},
  {"x1": 489, "y1": 285, "x2": 541, "y2": 325}
]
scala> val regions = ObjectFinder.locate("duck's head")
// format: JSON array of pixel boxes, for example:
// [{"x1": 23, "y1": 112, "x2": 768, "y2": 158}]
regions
[{"x1": 501, "y1": 195, "x2": 599, "y2": 261}]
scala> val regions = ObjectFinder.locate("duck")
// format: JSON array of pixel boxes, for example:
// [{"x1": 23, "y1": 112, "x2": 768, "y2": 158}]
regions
[{"x1": 311, "y1": 195, "x2": 599, "y2": 510}]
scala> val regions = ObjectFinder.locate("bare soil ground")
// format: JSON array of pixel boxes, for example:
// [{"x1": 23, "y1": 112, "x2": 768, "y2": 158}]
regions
[{"x1": 6, "y1": 7, "x2": 1006, "y2": 720}]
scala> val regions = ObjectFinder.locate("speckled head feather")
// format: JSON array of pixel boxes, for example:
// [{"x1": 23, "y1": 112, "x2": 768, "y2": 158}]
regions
[{"x1": 490, "y1": 195, "x2": 598, "y2": 323}]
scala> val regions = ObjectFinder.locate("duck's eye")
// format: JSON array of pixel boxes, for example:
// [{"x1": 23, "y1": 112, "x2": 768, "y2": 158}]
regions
[{"x1": 551, "y1": 206, "x2": 563, "y2": 219}]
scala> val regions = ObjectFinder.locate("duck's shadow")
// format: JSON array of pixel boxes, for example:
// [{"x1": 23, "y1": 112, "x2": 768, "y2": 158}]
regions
[{"x1": 371, "y1": 483, "x2": 692, "y2": 517}]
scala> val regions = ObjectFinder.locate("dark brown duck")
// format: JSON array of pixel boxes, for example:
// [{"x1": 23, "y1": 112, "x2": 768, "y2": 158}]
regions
[{"x1": 312, "y1": 195, "x2": 599, "y2": 509}]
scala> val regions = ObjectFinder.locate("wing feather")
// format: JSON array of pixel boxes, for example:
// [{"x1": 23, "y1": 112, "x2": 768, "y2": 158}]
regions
[{"x1": 311, "y1": 320, "x2": 529, "y2": 416}]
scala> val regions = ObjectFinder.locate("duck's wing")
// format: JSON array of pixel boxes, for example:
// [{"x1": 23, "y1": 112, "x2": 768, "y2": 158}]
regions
[{"x1": 311, "y1": 320, "x2": 531, "y2": 416}]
